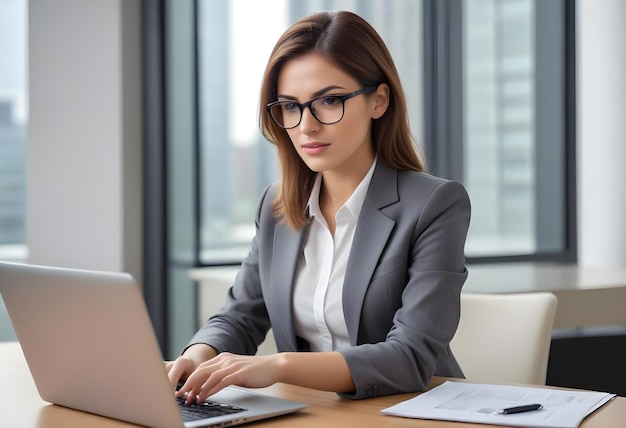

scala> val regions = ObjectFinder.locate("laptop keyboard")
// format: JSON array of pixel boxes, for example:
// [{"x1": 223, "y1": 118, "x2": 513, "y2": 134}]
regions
[{"x1": 176, "y1": 397, "x2": 247, "y2": 422}]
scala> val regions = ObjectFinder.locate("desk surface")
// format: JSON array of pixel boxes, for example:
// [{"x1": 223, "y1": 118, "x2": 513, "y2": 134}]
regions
[{"x1": 2, "y1": 342, "x2": 625, "y2": 428}]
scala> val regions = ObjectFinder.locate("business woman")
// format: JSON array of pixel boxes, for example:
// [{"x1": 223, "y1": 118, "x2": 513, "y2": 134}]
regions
[{"x1": 167, "y1": 10, "x2": 471, "y2": 401}]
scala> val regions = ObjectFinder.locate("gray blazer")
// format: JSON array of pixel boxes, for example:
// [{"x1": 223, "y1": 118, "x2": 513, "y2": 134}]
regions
[{"x1": 189, "y1": 160, "x2": 471, "y2": 399}]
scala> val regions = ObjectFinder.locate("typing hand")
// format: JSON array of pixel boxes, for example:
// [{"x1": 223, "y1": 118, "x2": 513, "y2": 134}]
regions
[
  {"x1": 165, "y1": 343, "x2": 219, "y2": 389},
  {"x1": 175, "y1": 352, "x2": 283, "y2": 404},
  {"x1": 165, "y1": 357, "x2": 199, "y2": 390}
]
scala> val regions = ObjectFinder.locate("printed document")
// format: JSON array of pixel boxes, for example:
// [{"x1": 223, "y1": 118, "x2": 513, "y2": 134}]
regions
[{"x1": 381, "y1": 381, "x2": 615, "y2": 428}]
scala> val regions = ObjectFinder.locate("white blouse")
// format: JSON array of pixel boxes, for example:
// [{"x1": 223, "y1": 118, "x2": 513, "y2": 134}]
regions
[{"x1": 292, "y1": 159, "x2": 377, "y2": 352}]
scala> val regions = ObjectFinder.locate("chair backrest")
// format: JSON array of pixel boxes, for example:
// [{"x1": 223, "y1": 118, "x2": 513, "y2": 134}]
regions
[{"x1": 450, "y1": 292, "x2": 558, "y2": 385}]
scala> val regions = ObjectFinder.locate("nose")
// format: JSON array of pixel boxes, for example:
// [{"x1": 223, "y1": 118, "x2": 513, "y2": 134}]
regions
[{"x1": 298, "y1": 105, "x2": 320, "y2": 134}]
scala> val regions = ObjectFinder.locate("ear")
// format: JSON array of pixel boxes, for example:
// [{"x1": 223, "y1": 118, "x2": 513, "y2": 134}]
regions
[{"x1": 370, "y1": 83, "x2": 390, "y2": 119}]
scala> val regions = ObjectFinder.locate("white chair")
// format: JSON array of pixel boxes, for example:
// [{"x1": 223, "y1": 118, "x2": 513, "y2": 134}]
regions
[{"x1": 450, "y1": 292, "x2": 558, "y2": 385}]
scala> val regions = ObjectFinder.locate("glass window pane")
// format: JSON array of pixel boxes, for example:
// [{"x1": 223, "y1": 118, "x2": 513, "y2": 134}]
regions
[
  {"x1": 0, "y1": 0, "x2": 27, "y2": 341},
  {"x1": 0, "y1": 0, "x2": 27, "y2": 260},
  {"x1": 197, "y1": 0, "x2": 424, "y2": 263},
  {"x1": 463, "y1": 0, "x2": 567, "y2": 257}
]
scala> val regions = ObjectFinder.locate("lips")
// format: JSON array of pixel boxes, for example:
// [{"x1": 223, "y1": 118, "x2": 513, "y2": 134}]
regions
[{"x1": 301, "y1": 142, "x2": 330, "y2": 155}]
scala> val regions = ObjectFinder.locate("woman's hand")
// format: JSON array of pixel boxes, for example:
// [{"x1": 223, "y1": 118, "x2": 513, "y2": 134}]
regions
[
  {"x1": 165, "y1": 343, "x2": 218, "y2": 390},
  {"x1": 175, "y1": 352, "x2": 286, "y2": 404}
]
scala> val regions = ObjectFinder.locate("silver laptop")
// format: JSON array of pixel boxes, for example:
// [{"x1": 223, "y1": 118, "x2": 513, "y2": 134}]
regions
[{"x1": 0, "y1": 261, "x2": 306, "y2": 428}]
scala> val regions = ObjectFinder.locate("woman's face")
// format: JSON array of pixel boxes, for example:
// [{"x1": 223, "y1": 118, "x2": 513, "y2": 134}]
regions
[{"x1": 276, "y1": 53, "x2": 387, "y2": 176}]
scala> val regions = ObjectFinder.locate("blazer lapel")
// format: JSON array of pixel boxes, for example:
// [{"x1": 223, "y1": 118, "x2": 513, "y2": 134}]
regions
[
  {"x1": 270, "y1": 222, "x2": 308, "y2": 351},
  {"x1": 343, "y1": 162, "x2": 399, "y2": 344}
]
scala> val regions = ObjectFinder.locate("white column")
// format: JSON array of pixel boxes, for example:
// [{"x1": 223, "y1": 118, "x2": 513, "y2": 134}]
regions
[
  {"x1": 577, "y1": 0, "x2": 626, "y2": 268},
  {"x1": 27, "y1": 0, "x2": 142, "y2": 283}
]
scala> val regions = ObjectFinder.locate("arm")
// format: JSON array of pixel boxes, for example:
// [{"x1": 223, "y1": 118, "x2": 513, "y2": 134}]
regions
[
  {"x1": 184, "y1": 185, "x2": 277, "y2": 356},
  {"x1": 175, "y1": 351, "x2": 354, "y2": 404},
  {"x1": 339, "y1": 178, "x2": 471, "y2": 398}
]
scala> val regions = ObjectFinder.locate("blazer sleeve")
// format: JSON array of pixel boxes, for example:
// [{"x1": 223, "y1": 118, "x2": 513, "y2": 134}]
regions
[
  {"x1": 338, "y1": 178, "x2": 471, "y2": 399},
  {"x1": 186, "y1": 185, "x2": 274, "y2": 355}
]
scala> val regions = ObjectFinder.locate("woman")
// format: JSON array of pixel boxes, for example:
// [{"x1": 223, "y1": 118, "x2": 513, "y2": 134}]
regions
[{"x1": 167, "y1": 10, "x2": 471, "y2": 401}]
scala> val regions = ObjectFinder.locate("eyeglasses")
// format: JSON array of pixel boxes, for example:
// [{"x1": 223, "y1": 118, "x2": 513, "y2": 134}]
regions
[{"x1": 266, "y1": 85, "x2": 378, "y2": 129}]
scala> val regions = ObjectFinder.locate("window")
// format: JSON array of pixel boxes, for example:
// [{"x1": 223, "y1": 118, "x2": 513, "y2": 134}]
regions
[
  {"x1": 0, "y1": 0, "x2": 27, "y2": 341},
  {"x1": 464, "y1": 0, "x2": 539, "y2": 256},
  {"x1": 0, "y1": 0, "x2": 27, "y2": 262},
  {"x1": 423, "y1": 0, "x2": 575, "y2": 261}
]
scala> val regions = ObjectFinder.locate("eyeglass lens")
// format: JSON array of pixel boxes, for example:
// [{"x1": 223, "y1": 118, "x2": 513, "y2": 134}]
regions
[{"x1": 269, "y1": 96, "x2": 344, "y2": 129}]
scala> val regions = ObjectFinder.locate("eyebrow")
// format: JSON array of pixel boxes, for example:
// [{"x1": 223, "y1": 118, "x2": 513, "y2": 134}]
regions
[{"x1": 276, "y1": 85, "x2": 346, "y2": 101}]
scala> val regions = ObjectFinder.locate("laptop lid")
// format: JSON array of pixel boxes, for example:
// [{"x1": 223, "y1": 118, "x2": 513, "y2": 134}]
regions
[{"x1": 0, "y1": 262, "x2": 306, "y2": 428}]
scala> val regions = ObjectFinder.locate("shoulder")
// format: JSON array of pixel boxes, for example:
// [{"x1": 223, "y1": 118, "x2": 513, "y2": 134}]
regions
[
  {"x1": 371, "y1": 161, "x2": 469, "y2": 210},
  {"x1": 367, "y1": 163, "x2": 470, "y2": 227},
  {"x1": 397, "y1": 170, "x2": 469, "y2": 203},
  {"x1": 254, "y1": 182, "x2": 280, "y2": 224},
  {"x1": 263, "y1": 181, "x2": 281, "y2": 202},
  {"x1": 403, "y1": 173, "x2": 470, "y2": 226},
  {"x1": 381, "y1": 170, "x2": 471, "y2": 244},
  {"x1": 396, "y1": 169, "x2": 450, "y2": 189}
]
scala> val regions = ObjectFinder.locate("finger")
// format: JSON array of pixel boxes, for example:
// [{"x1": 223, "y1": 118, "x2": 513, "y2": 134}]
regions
[
  {"x1": 179, "y1": 371, "x2": 208, "y2": 404},
  {"x1": 196, "y1": 367, "x2": 242, "y2": 403},
  {"x1": 197, "y1": 378, "x2": 232, "y2": 402},
  {"x1": 167, "y1": 359, "x2": 191, "y2": 389},
  {"x1": 176, "y1": 380, "x2": 196, "y2": 404},
  {"x1": 164, "y1": 361, "x2": 179, "y2": 377},
  {"x1": 183, "y1": 386, "x2": 203, "y2": 405},
  {"x1": 187, "y1": 353, "x2": 247, "y2": 403}
]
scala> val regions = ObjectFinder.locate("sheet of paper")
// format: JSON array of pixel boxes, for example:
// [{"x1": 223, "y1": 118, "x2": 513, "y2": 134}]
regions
[{"x1": 381, "y1": 381, "x2": 615, "y2": 428}]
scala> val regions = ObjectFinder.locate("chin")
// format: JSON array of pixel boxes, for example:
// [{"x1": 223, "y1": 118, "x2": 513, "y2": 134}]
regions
[{"x1": 301, "y1": 159, "x2": 326, "y2": 173}]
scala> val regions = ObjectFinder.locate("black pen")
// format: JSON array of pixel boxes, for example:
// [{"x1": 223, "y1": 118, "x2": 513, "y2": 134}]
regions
[{"x1": 498, "y1": 403, "x2": 543, "y2": 415}]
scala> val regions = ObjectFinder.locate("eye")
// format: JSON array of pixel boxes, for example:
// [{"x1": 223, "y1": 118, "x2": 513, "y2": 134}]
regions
[
  {"x1": 282, "y1": 102, "x2": 300, "y2": 113},
  {"x1": 320, "y1": 96, "x2": 342, "y2": 107}
]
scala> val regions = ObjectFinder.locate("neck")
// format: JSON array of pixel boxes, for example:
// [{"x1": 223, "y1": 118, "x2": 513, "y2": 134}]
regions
[{"x1": 319, "y1": 156, "x2": 374, "y2": 215}]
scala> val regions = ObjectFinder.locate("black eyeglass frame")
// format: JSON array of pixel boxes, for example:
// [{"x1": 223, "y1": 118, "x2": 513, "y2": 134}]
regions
[{"x1": 266, "y1": 85, "x2": 379, "y2": 129}]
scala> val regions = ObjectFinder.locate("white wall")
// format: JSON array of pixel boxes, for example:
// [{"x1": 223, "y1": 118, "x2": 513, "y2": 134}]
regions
[
  {"x1": 27, "y1": 0, "x2": 143, "y2": 283},
  {"x1": 577, "y1": 0, "x2": 626, "y2": 268}
]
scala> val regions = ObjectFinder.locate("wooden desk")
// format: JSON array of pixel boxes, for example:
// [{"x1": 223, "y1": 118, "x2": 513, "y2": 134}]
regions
[{"x1": 1, "y1": 342, "x2": 624, "y2": 428}]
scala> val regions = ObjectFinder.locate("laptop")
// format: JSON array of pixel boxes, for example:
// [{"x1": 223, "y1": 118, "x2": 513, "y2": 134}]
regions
[{"x1": 0, "y1": 261, "x2": 306, "y2": 428}]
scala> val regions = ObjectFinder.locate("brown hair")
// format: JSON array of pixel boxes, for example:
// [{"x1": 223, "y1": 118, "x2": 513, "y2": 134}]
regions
[{"x1": 259, "y1": 10, "x2": 427, "y2": 230}]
